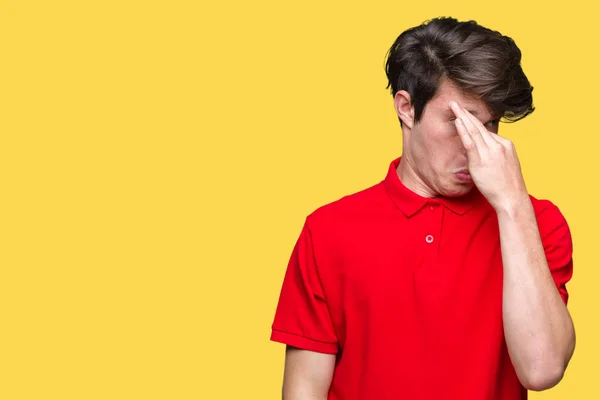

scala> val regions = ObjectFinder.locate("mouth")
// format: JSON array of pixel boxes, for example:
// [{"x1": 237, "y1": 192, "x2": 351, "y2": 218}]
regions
[{"x1": 455, "y1": 170, "x2": 472, "y2": 183}]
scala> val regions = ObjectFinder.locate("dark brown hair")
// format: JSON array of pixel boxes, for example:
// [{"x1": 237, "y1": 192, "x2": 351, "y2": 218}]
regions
[{"x1": 385, "y1": 17, "x2": 534, "y2": 123}]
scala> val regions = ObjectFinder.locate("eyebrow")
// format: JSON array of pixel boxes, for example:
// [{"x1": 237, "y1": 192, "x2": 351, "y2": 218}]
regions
[
  {"x1": 446, "y1": 106, "x2": 479, "y2": 114},
  {"x1": 446, "y1": 107, "x2": 499, "y2": 123}
]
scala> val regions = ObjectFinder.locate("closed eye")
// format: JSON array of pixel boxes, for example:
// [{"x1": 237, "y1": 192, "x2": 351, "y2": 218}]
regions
[
  {"x1": 485, "y1": 119, "x2": 500, "y2": 129},
  {"x1": 448, "y1": 116, "x2": 500, "y2": 130}
]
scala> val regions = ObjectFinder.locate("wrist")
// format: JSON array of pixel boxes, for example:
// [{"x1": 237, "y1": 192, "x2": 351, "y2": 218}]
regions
[{"x1": 494, "y1": 193, "x2": 532, "y2": 218}]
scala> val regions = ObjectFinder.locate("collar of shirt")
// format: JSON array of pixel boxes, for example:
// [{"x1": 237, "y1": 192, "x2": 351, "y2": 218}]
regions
[{"x1": 383, "y1": 157, "x2": 484, "y2": 217}]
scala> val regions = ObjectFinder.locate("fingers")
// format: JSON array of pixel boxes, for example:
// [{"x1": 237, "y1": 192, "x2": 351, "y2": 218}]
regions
[
  {"x1": 449, "y1": 101, "x2": 499, "y2": 148},
  {"x1": 454, "y1": 117, "x2": 480, "y2": 163},
  {"x1": 462, "y1": 109, "x2": 500, "y2": 147},
  {"x1": 450, "y1": 101, "x2": 486, "y2": 149}
]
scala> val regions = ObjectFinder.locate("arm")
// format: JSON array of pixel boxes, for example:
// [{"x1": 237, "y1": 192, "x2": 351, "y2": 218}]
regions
[
  {"x1": 282, "y1": 346, "x2": 335, "y2": 400},
  {"x1": 450, "y1": 101, "x2": 576, "y2": 391},
  {"x1": 270, "y1": 219, "x2": 339, "y2": 399},
  {"x1": 498, "y1": 199, "x2": 575, "y2": 391}
]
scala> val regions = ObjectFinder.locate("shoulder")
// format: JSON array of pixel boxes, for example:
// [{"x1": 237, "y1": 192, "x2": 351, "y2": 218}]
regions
[
  {"x1": 529, "y1": 194, "x2": 569, "y2": 226},
  {"x1": 528, "y1": 194, "x2": 572, "y2": 249},
  {"x1": 305, "y1": 182, "x2": 384, "y2": 226}
]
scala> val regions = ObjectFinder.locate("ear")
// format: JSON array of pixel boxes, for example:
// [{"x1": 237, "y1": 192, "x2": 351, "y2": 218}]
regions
[{"x1": 394, "y1": 90, "x2": 415, "y2": 129}]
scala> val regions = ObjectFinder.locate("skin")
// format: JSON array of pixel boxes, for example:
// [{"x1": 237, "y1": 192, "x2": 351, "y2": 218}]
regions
[
  {"x1": 448, "y1": 98, "x2": 576, "y2": 390},
  {"x1": 394, "y1": 79, "x2": 500, "y2": 199},
  {"x1": 281, "y1": 79, "x2": 575, "y2": 398},
  {"x1": 282, "y1": 346, "x2": 335, "y2": 400}
]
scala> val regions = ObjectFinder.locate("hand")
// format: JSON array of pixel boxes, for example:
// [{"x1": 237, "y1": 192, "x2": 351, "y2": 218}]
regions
[{"x1": 449, "y1": 101, "x2": 529, "y2": 212}]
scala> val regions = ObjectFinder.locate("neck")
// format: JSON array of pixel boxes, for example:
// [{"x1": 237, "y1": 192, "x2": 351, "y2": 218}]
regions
[{"x1": 397, "y1": 156, "x2": 437, "y2": 198}]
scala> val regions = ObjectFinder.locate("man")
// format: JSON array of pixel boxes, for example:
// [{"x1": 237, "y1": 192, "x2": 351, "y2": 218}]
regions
[{"x1": 270, "y1": 17, "x2": 575, "y2": 400}]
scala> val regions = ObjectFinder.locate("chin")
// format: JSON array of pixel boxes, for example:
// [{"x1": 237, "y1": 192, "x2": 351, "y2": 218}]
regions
[{"x1": 441, "y1": 183, "x2": 473, "y2": 198}]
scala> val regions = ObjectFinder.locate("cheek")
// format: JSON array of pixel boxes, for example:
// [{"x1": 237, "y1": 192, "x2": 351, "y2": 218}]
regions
[
  {"x1": 432, "y1": 123, "x2": 462, "y2": 153},
  {"x1": 420, "y1": 120, "x2": 452, "y2": 144},
  {"x1": 432, "y1": 126, "x2": 466, "y2": 168},
  {"x1": 412, "y1": 121, "x2": 463, "y2": 165}
]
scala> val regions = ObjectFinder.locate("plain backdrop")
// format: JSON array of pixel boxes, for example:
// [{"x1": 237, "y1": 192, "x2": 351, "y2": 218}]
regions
[{"x1": 1, "y1": 0, "x2": 598, "y2": 399}]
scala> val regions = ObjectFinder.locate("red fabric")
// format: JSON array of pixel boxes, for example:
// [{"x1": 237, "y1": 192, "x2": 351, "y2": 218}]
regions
[{"x1": 271, "y1": 157, "x2": 573, "y2": 400}]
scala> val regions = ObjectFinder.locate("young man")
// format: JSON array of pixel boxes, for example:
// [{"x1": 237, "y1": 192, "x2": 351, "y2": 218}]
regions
[{"x1": 270, "y1": 17, "x2": 575, "y2": 399}]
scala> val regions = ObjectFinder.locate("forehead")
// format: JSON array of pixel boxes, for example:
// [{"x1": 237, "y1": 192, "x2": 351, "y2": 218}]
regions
[{"x1": 426, "y1": 79, "x2": 494, "y2": 119}]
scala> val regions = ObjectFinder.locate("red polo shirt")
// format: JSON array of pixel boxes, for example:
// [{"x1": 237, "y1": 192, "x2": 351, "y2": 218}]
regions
[{"x1": 270, "y1": 157, "x2": 573, "y2": 400}]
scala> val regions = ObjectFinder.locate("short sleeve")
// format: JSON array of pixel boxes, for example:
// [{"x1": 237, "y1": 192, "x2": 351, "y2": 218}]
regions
[
  {"x1": 537, "y1": 203, "x2": 574, "y2": 305},
  {"x1": 270, "y1": 219, "x2": 339, "y2": 354}
]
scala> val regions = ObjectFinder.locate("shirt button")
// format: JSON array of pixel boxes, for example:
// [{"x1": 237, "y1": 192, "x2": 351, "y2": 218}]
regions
[{"x1": 425, "y1": 235, "x2": 434, "y2": 243}]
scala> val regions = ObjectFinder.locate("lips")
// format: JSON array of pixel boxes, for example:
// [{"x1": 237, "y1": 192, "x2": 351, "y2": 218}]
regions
[{"x1": 455, "y1": 170, "x2": 472, "y2": 182}]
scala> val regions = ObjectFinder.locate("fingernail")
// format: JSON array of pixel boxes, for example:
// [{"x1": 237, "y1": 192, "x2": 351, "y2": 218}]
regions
[{"x1": 449, "y1": 101, "x2": 457, "y2": 108}]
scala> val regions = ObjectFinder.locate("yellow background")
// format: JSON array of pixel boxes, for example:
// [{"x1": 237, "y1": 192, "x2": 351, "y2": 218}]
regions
[{"x1": 1, "y1": 0, "x2": 597, "y2": 398}]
